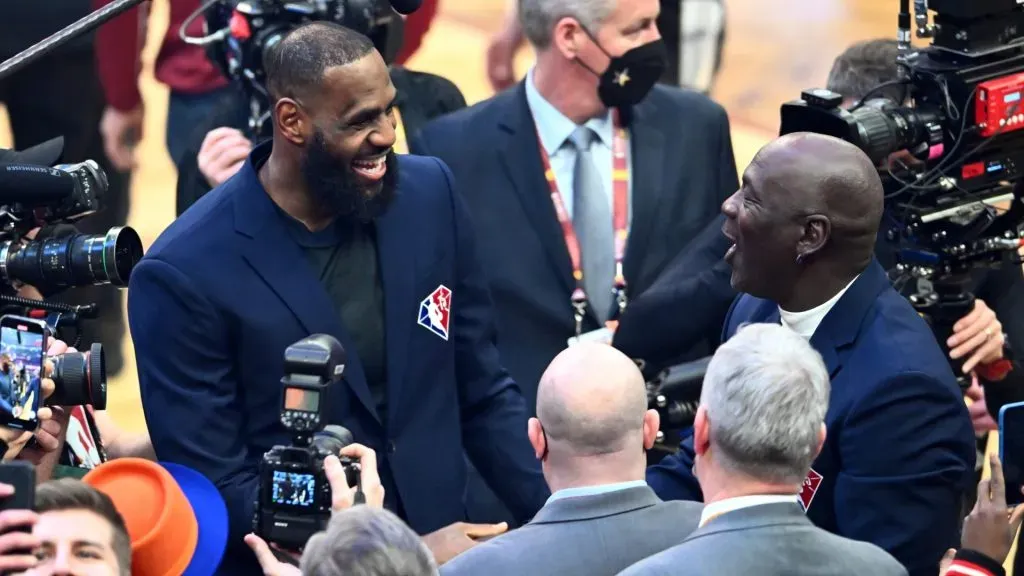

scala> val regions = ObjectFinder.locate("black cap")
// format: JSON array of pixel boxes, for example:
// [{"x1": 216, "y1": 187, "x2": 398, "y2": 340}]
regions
[{"x1": 0, "y1": 136, "x2": 64, "y2": 166}]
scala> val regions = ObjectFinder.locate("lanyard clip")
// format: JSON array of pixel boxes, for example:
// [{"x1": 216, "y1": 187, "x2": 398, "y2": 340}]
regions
[
  {"x1": 571, "y1": 289, "x2": 588, "y2": 338},
  {"x1": 615, "y1": 287, "x2": 628, "y2": 316}
]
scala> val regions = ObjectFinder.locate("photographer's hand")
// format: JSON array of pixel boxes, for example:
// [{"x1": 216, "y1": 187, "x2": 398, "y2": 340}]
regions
[
  {"x1": 0, "y1": 483, "x2": 41, "y2": 572},
  {"x1": 326, "y1": 443, "x2": 385, "y2": 512},
  {"x1": 243, "y1": 534, "x2": 301, "y2": 576},
  {"x1": 949, "y1": 299, "x2": 1005, "y2": 374},
  {"x1": 198, "y1": 128, "x2": 252, "y2": 188}
]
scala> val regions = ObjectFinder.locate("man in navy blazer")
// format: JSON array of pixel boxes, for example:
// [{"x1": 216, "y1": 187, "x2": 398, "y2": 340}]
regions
[
  {"x1": 127, "y1": 23, "x2": 547, "y2": 574},
  {"x1": 647, "y1": 133, "x2": 975, "y2": 576}
]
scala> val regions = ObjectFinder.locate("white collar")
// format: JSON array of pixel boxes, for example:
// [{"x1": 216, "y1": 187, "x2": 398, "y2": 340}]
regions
[
  {"x1": 699, "y1": 494, "x2": 799, "y2": 527},
  {"x1": 778, "y1": 275, "x2": 859, "y2": 339}
]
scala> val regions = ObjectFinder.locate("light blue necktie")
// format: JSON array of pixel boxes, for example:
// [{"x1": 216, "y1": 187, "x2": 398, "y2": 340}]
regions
[{"x1": 569, "y1": 126, "x2": 613, "y2": 323}]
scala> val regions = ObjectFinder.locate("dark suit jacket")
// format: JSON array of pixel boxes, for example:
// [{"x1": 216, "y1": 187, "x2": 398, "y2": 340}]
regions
[
  {"x1": 620, "y1": 502, "x2": 907, "y2": 576},
  {"x1": 409, "y1": 81, "x2": 738, "y2": 412},
  {"x1": 175, "y1": 68, "x2": 467, "y2": 215},
  {"x1": 646, "y1": 260, "x2": 976, "y2": 576},
  {"x1": 441, "y1": 485, "x2": 702, "y2": 576},
  {"x1": 128, "y1": 143, "x2": 548, "y2": 574}
]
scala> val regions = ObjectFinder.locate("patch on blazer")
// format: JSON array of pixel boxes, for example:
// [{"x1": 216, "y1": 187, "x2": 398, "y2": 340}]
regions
[
  {"x1": 799, "y1": 468, "x2": 823, "y2": 512},
  {"x1": 418, "y1": 284, "x2": 452, "y2": 340}
]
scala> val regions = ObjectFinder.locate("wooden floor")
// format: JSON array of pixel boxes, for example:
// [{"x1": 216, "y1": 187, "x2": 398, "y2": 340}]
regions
[{"x1": 0, "y1": 0, "x2": 922, "y2": 432}]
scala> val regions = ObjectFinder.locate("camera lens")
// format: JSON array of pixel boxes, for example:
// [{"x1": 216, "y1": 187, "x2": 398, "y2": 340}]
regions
[
  {"x1": 312, "y1": 425, "x2": 354, "y2": 456},
  {"x1": 0, "y1": 226, "x2": 143, "y2": 289},
  {"x1": 49, "y1": 343, "x2": 106, "y2": 409}
]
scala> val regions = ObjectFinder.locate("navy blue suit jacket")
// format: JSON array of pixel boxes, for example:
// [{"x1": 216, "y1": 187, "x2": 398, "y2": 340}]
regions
[
  {"x1": 647, "y1": 260, "x2": 976, "y2": 576},
  {"x1": 409, "y1": 82, "x2": 738, "y2": 412},
  {"x1": 128, "y1": 143, "x2": 549, "y2": 573}
]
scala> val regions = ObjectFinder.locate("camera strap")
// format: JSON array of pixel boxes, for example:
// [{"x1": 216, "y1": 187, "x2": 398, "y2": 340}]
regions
[{"x1": 534, "y1": 109, "x2": 630, "y2": 338}]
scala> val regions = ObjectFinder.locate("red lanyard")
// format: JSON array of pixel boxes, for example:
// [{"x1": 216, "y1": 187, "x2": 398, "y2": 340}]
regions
[{"x1": 536, "y1": 111, "x2": 630, "y2": 336}]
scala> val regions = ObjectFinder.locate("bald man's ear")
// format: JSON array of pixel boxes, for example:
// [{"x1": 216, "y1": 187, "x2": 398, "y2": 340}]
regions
[
  {"x1": 642, "y1": 409, "x2": 660, "y2": 450},
  {"x1": 814, "y1": 423, "x2": 827, "y2": 461},
  {"x1": 797, "y1": 214, "x2": 831, "y2": 261},
  {"x1": 693, "y1": 406, "x2": 711, "y2": 457},
  {"x1": 274, "y1": 98, "x2": 308, "y2": 146},
  {"x1": 528, "y1": 418, "x2": 546, "y2": 461}
]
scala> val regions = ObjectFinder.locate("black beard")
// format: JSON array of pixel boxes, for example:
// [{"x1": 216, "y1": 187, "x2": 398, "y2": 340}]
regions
[{"x1": 301, "y1": 130, "x2": 399, "y2": 224}]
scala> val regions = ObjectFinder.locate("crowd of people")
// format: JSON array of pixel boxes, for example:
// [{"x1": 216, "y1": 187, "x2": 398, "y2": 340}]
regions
[{"x1": 0, "y1": 0, "x2": 1019, "y2": 575}]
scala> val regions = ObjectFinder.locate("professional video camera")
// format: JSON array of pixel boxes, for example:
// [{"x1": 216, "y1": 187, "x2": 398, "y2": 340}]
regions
[
  {"x1": 254, "y1": 334, "x2": 361, "y2": 550},
  {"x1": 181, "y1": 0, "x2": 422, "y2": 136},
  {"x1": 778, "y1": 0, "x2": 1024, "y2": 387},
  {"x1": 0, "y1": 0, "x2": 150, "y2": 413},
  {"x1": 0, "y1": 142, "x2": 141, "y2": 410},
  {"x1": 645, "y1": 356, "x2": 710, "y2": 454}
]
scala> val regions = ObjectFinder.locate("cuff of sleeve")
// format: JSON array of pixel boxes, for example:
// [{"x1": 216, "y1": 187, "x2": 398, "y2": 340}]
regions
[
  {"x1": 951, "y1": 549, "x2": 1006, "y2": 576},
  {"x1": 105, "y1": 87, "x2": 143, "y2": 113}
]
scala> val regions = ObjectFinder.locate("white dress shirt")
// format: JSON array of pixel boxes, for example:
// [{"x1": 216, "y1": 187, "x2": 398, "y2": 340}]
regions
[
  {"x1": 523, "y1": 68, "x2": 633, "y2": 230},
  {"x1": 698, "y1": 494, "x2": 799, "y2": 527}
]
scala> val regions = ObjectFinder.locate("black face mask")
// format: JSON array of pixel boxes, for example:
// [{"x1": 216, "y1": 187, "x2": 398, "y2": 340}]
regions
[{"x1": 576, "y1": 34, "x2": 668, "y2": 108}]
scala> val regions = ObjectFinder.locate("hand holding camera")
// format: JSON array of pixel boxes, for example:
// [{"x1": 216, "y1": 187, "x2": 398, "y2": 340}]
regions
[{"x1": 329, "y1": 443, "x2": 385, "y2": 511}]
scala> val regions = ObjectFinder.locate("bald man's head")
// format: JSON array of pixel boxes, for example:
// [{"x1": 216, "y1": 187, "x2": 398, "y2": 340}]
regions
[
  {"x1": 721, "y1": 132, "x2": 883, "y2": 303},
  {"x1": 533, "y1": 343, "x2": 650, "y2": 458}
]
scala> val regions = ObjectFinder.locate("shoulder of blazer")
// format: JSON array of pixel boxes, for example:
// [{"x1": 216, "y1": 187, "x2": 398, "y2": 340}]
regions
[{"x1": 641, "y1": 85, "x2": 729, "y2": 127}]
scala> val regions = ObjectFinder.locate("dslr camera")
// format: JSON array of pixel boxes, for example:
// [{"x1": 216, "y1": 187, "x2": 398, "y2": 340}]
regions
[{"x1": 254, "y1": 334, "x2": 360, "y2": 550}]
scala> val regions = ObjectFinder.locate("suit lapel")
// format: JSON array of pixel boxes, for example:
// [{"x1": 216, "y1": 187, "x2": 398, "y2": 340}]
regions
[
  {"x1": 373, "y1": 180, "x2": 414, "y2": 427},
  {"x1": 808, "y1": 260, "x2": 892, "y2": 377},
  {"x1": 233, "y1": 150, "x2": 381, "y2": 424},
  {"x1": 621, "y1": 104, "x2": 668, "y2": 289},
  {"x1": 497, "y1": 84, "x2": 575, "y2": 294}
]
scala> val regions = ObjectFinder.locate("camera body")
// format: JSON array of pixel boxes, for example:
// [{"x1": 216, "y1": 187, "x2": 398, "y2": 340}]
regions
[
  {"x1": 201, "y1": 0, "x2": 404, "y2": 136},
  {"x1": 0, "y1": 152, "x2": 143, "y2": 294},
  {"x1": 253, "y1": 334, "x2": 359, "y2": 550}
]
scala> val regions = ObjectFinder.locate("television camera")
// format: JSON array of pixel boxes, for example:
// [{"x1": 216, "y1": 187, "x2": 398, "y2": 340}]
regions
[
  {"x1": 779, "y1": 0, "x2": 1024, "y2": 388},
  {"x1": 254, "y1": 334, "x2": 361, "y2": 551},
  {"x1": 181, "y1": 0, "x2": 421, "y2": 136},
  {"x1": 0, "y1": 0, "x2": 151, "y2": 411},
  {"x1": 645, "y1": 356, "x2": 710, "y2": 453}
]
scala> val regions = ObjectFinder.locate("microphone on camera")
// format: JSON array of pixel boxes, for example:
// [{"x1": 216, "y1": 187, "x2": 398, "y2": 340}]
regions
[
  {"x1": 0, "y1": 164, "x2": 78, "y2": 206},
  {"x1": 389, "y1": 0, "x2": 422, "y2": 15}
]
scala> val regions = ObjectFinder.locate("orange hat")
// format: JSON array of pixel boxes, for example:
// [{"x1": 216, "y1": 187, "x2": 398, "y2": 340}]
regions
[{"x1": 83, "y1": 458, "x2": 199, "y2": 576}]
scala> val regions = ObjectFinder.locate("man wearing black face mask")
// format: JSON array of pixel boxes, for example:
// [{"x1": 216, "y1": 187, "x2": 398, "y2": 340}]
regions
[
  {"x1": 127, "y1": 22, "x2": 549, "y2": 574},
  {"x1": 411, "y1": 0, "x2": 737, "y2": 527}
]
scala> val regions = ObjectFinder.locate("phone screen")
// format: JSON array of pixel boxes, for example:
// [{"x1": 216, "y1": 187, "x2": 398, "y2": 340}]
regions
[
  {"x1": 1000, "y1": 401, "x2": 1024, "y2": 506},
  {"x1": 0, "y1": 317, "x2": 45, "y2": 431}
]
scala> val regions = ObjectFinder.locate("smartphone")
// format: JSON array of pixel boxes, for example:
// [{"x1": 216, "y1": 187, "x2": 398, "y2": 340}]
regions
[
  {"x1": 0, "y1": 315, "x2": 47, "y2": 432},
  {"x1": 0, "y1": 461, "x2": 35, "y2": 514},
  {"x1": 999, "y1": 401, "x2": 1024, "y2": 506}
]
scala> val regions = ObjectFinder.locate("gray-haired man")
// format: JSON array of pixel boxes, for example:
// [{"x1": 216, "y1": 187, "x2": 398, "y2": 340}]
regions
[
  {"x1": 621, "y1": 324, "x2": 907, "y2": 576},
  {"x1": 441, "y1": 342, "x2": 702, "y2": 576}
]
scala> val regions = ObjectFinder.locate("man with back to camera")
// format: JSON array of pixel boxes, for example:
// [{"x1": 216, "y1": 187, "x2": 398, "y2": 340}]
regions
[
  {"x1": 441, "y1": 342, "x2": 702, "y2": 576},
  {"x1": 127, "y1": 22, "x2": 549, "y2": 575},
  {"x1": 647, "y1": 133, "x2": 976, "y2": 576},
  {"x1": 621, "y1": 323, "x2": 906, "y2": 576},
  {"x1": 410, "y1": 0, "x2": 738, "y2": 523}
]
